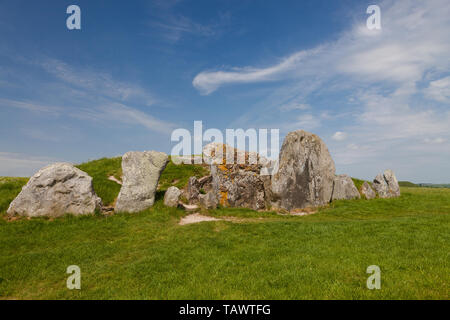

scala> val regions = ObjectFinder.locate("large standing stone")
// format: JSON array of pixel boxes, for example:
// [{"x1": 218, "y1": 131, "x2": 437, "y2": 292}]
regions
[
  {"x1": 164, "y1": 186, "x2": 181, "y2": 207},
  {"x1": 115, "y1": 151, "x2": 169, "y2": 213},
  {"x1": 361, "y1": 181, "x2": 376, "y2": 200},
  {"x1": 7, "y1": 163, "x2": 101, "y2": 217},
  {"x1": 372, "y1": 170, "x2": 401, "y2": 198},
  {"x1": 211, "y1": 164, "x2": 266, "y2": 210},
  {"x1": 384, "y1": 169, "x2": 401, "y2": 197},
  {"x1": 331, "y1": 174, "x2": 361, "y2": 201},
  {"x1": 270, "y1": 130, "x2": 336, "y2": 211},
  {"x1": 373, "y1": 173, "x2": 389, "y2": 198},
  {"x1": 195, "y1": 143, "x2": 267, "y2": 210}
]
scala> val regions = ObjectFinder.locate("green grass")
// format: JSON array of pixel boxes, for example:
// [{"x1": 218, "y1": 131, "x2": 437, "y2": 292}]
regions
[
  {"x1": 399, "y1": 181, "x2": 418, "y2": 187},
  {"x1": 76, "y1": 157, "x2": 208, "y2": 206},
  {"x1": 418, "y1": 183, "x2": 450, "y2": 189},
  {"x1": 351, "y1": 178, "x2": 367, "y2": 192},
  {"x1": 76, "y1": 157, "x2": 123, "y2": 206},
  {"x1": 158, "y1": 158, "x2": 209, "y2": 192},
  {"x1": 0, "y1": 177, "x2": 28, "y2": 214},
  {"x1": 0, "y1": 158, "x2": 449, "y2": 300}
]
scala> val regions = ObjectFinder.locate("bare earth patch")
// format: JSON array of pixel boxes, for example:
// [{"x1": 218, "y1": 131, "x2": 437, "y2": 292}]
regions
[
  {"x1": 108, "y1": 176, "x2": 122, "y2": 185},
  {"x1": 179, "y1": 214, "x2": 287, "y2": 226},
  {"x1": 179, "y1": 213, "x2": 222, "y2": 225}
]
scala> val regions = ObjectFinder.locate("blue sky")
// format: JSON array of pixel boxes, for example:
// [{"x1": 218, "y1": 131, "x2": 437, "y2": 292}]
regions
[{"x1": 0, "y1": 0, "x2": 449, "y2": 183}]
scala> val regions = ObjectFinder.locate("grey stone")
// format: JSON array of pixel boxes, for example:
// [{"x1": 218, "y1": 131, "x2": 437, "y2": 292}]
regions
[
  {"x1": 331, "y1": 174, "x2": 361, "y2": 201},
  {"x1": 115, "y1": 151, "x2": 169, "y2": 213},
  {"x1": 211, "y1": 164, "x2": 266, "y2": 210},
  {"x1": 184, "y1": 143, "x2": 268, "y2": 210},
  {"x1": 186, "y1": 176, "x2": 200, "y2": 202},
  {"x1": 361, "y1": 181, "x2": 376, "y2": 200},
  {"x1": 198, "y1": 191, "x2": 218, "y2": 209},
  {"x1": 373, "y1": 173, "x2": 389, "y2": 198},
  {"x1": 384, "y1": 169, "x2": 401, "y2": 197},
  {"x1": 7, "y1": 163, "x2": 101, "y2": 217},
  {"x1": 186, "y1": 175, "x2": 212, "y2": 203},
  {"x1": 373, "y1": 170, "x2": 401, "y2": 198},
  {"x1": 270, "y1": 130, "x2": 336, "y2": 211},
  {"x1": 164, "y1": 186, "x2": 181, "y2": 207}
]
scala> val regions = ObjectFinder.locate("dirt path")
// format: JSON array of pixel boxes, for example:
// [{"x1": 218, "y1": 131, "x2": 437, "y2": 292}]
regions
[
  {"x1": 178, "y1": 213, "x2": 222, "y2": 225},
  {"x1": 178, "y1": 211, "x2": 317, "y2": 226}
]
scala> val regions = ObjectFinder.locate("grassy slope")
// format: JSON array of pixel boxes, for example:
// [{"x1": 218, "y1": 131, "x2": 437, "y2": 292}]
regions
[
  {"x1": 76, "y1": 158, "x2": 123, "y2": 206},
  {"x1": 0, "y1": 177, "x2": 28, "y2": 214},
  {"x1": 76, "y1": 157, "x2": 209, "y2": 206},
  {"x1": 399, "y1": 181, "x2": 418, "y2": 187},
  {"x1": 158, "y1": 159, "x2": 209, "y2": 192},
  {"x1": 351, "y1": 178, "x2": 367, "y2": 193},
  {"x1": 0, "y1": 159, "x2": 449, "y2": 300}
]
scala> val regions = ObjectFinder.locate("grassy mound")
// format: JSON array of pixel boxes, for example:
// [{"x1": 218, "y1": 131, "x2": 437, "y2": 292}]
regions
[
  {"x1": 0, "y1": 158, "x2": 449, "y2": 299},
  {"x1": 0, "y1": 186, "x2": 448, "y2": 299},
  {"x1": 158, "y1": 159, "x2": 209, "y2": 192},
  {"x1": 351, "y1": 178, "x2": 367, "y2": 192},
  {"x1": 399, "y1": 181, "x2": 418, "y2": 187},
  {"x1": 0, "y1": 177, "x2": 28, "y2": 214},
  {"x1": 76, "y1": 157, "x2": 123, "y2": 206},
  {"x1": 76, "y1": 157, "x2": 209, "y2": 206}
]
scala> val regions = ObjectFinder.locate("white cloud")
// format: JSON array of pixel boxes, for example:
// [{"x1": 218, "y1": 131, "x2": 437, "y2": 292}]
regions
[
  {"x1": 424, "y1": 76, "x2": 450, "y2": 102},
  {"x1": 332, "y1": 131, "x2": 347, "y2": 141},
  {"x1": 0, "y1": 98, "x2": 62, "y2": 114},
  {"x1": 39, "y1": 59, "x2": 156, "y2": 107},
  {"x1": 200, "y1": 0, "x2": 450, "y2": 182},
  {"x1": 99, "y1": 103, "x2": 176, "y2": 134},
  {"x1": 150, "y1": 15, "x2": 216, "y2": 42},
  {"x1": 424, "y1": 137, "x2": 446, "y2": 144},
  {"x1": 147, "y1": 4, "x2": 232, "y2": 43},
  {"x1": 279, "y1": 102, "x2": 311, "y2": 112},
  {"x1": 293, "y1": 114, "x2": 320, "y2": 131},
  {"x1": 71, "y1": 103, "x2": 176, "y2": 135},
  {"x1": 193, "y1": 50, "x2": 312, "y2": 95},
  {"x1": 194, "y1": 0, "x2": 450, "y2": 95},
  {"x1": 0, "y1": 152, "x2": 60, "y2": 177}
]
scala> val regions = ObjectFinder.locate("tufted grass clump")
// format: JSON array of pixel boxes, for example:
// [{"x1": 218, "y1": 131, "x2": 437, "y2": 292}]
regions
[
  {"x1": 0, "y1": 177, "x2": 28, "y2": 214},
  {"x1": 76, "y1": 157, "x2": 123, "y2": 206}
]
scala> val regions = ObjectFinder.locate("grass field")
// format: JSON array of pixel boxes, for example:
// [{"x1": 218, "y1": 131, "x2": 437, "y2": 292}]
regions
[{"x1": 0, "y1": 158, "x2": 449, "y2": 300}]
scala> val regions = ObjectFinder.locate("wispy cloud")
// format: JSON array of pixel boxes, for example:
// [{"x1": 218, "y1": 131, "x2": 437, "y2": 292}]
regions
[
  {"x1": 193, "y1": 50, "x2": 313, "y2": 95},
  {"x1": 147, "y1": 2, "x2": 232, "y2": 43},
  {"x1": 151, "y1": 15, "x2": 216, "y2": 42},
  {"x1": 3, "y1": 55, "x2": 177, "y2": 134},
  {"x1": 0, "y1": 98, "x2": 62, "y2": 114},
  {"x1": 0, "y1": 152, "x2": 61, "y2": 177},
  {"x1": 332, "y1": 132, "x2": 347, "y2": 141},
  {"x1": 424, "y1": 76, "x2": 450, "y2": 103},
  {"x1": 279, "y1": 101, "x2": 311, "y2": 112},
  {"x1": 199, "y1": 0, "x2": 450, "y2": 182},
  {"x1": 39, "y1": 59, "x2": 156, "y2": 107},
  {"x1": 72, "y1": 103, "x2": 176, "y2": 135},
  {"x1": 193, "y1": 0, "x2": 450, "y2": 95}
]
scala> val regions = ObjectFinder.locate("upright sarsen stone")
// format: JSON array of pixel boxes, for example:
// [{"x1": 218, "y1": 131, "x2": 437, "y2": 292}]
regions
[
  {"x1": 331, "y1": 174, "x2": 361, "y2": 201},
  {"x1": 384, "y1": 169, "x2": 401, "y2": 197},
  {"x1": 115, "y1": 151, "x2": 169, "y2": 213},
  {"x1": 373, "y1": 169, "x2": 401, "y2": 198},
  {"x1": 7, "y1": 163, "x2": 101, "y2": 217},
  {"x1": 361, "y1": 181, "x2": 376, "y2": 200},
  {"x1": 270, "y1": 130, "x2": 336, "y2": 211}
]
